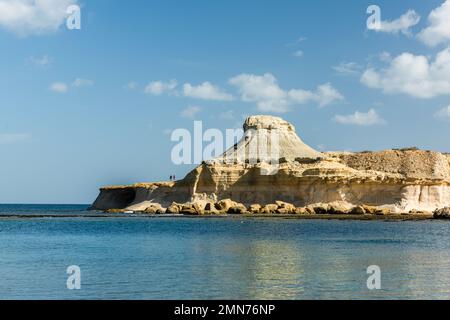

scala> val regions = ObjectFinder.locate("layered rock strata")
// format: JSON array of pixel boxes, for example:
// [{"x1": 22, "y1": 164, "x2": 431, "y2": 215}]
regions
[{"x1": 91, "y1": 116, "x2": 450, "y2": 215}]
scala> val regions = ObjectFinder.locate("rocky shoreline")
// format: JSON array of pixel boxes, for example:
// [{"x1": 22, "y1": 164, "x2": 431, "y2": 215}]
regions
[
  {"x1": 91, "y1": 116, "x2": 450, "y2": 217},
  {"x1": 101, "y1": 199, "x2": 450, "y2": 220}
]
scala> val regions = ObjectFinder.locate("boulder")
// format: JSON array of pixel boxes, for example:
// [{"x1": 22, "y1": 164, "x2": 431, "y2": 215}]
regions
[
  {"x1": 204, "y1": 202, "x2": 221, "y2": 214},
  {"x1": 262, "y1": 204, "x2": 278, "y2": 214},
  {"x1": 275, "y1": 201, "x2": 296, "y2": 214},
  {"x1": 249, "y1": 204, "x2": 262, "y2": 214},
  {"x1": 362, "y1": 205, "x2": 378, "y2": 214},
  {"x1": 313, "y1": 203, "x2": 330, "y2": 215},
  {"x1": 215, "y1": 199, "x2": 238, "y2": 212},
  {"x1": 350, "y1": 206, "x2": 366, "y2": 215},
  {"x1": 166, "y1": 202, "x2": 181, "y2": 214},
  {"x1": 434, "y1": 207, "x2": 450, "y2": 219},
  {"x1": 228, "y1": 203, "x2": 247, "y2": 214},
  {"x1": 305, "y1": 206, "x2": 316, "y2": 215},
  {"x1": 328, "y1": 203, "x2": 350, "y2": 214},
  {"x1": 180, "y1": 202, "x2": 204, "y2": 215},
  {"x1": 144, "y1": 203, "x2": 165, "y2": 214},
  {"x1": 295, "y1": 207, "x2": 309, "y2": 215}
]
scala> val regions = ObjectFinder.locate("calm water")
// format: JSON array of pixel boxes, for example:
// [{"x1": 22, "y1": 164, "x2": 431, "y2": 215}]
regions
[{"x1": 1, "y1": 204, "x2": 450, "y2": 300}]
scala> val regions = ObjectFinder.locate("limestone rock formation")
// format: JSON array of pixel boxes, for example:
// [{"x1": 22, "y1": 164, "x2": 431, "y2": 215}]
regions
[
  {"x1": 91, "y1": 115, "x2": 450, "y2": 215},
  {"x1": 434, "y1": 207, "x2": 450, "y2": 219}
]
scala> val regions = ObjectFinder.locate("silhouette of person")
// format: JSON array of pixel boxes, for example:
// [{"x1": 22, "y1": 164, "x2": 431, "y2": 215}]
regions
[{"x1": 169, "y1": 175, "x2": 173, "y2": 181}]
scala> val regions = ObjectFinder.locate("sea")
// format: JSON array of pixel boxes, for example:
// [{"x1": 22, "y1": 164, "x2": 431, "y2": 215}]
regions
[{"x1": 1, "y1": 204, "x2": 450, "y2": 300}]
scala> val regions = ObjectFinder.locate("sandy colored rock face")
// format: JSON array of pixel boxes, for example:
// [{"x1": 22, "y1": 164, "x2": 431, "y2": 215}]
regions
[{"x1": 91, "y1": 115, "x2": 450, "y2": 214}]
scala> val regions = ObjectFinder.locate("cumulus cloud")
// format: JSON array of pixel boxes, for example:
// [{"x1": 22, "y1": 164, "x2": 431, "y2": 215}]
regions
[
  {"x1": 332, "y1": 62, "x2": 361, "y2": 76},
  {"x1": 375, "y1": 9, "x2": 421, "y2": 36},
  {"x1": 183, "y1": 82, "x2": 233, "y2": 101},
  {"x1": 229, "y1": 73, "x2": 344, "y2": 113},
  {"x1": 0, "y1": 0, "x2": 79, "y2": 36},
  {"x1": 0, "y1": 133, "x2": 31, "y2": 144},
  {"x1": 288, "y1": 83, "x2": 344, "y2": 108},
  {"x1": 229, "y1": 73, "x2": 290, "y2": 112},
  {"x1": 434, "y1": 105, "x2": 450, "y2": 120},
  {"x1": 418, "y1": 0, "x2": 450, "y2": 47},
  {"x1": 144, "y1": 80, "x2": 178, "y2": 96},
  {"x1": 180, "y1": 105, "x2": 201, "y2": 119},
  {"x1": 334, "y1": 109, "x2": 386, "y2": 126},
  {"x1": 50, "y1": 82, "x2": 68, "y2": 93},
  {"x1": 361, "y1": 47, "x2": 450, "y2": 98}
]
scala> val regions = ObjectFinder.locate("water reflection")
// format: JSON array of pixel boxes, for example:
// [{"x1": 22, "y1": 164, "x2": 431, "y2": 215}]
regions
[{"x1": 1, "y1": 217, "x2": 450, "y2": 299}]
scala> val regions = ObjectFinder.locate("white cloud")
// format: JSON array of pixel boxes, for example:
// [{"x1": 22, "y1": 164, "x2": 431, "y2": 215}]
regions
[
  {"x1": 332, "y1": 62, "x2": 361, "y2": 75},
  {"x1": 72, "y1": 78, "x2": 93, "y2": 88},
  {"x1": 434, "y1": 105, "x2": 450, "y2": 120},
  {"x1": 0, "y1": 0, "x2": 79, "y2": 36},
  {"x1": 144, "y1": 80, "x2": 177, "y2": 96},
  {"x1": 334, "y1": 109, "x2": 386, "y2": 126},
  {"x1": 183, "y1": 82, "x2": 233, "y2": 101},
  {"x1": 375, "y1": 9, "x2": 420, "y2": 36},
  {"x1": 28, "y1": 54, "x2": 51, "y2": 67},
  {"x1": 50, "y1": 78, "x2": 93, "y2": 93},
  {"x1": 229, "y1": 73, "x2": 344, "y2": 113},
  {"x1": 289, "y1": 83, "x2": 344, "y2": 108},
  {"x1": 361, "y1": 47, "x2": 450, "y2": 98},
  {"x1": 180, "y1": 105, "x2": 201, "y2": 119},
  {"x1": 418, "y1": 0, "x2": 450, "y2": 47},
  {"x1": 50, "y1": 82, "x2": 68, "y2": 93},
  {"x1": 229, "y1": 73, "x2": 290, "y2": 112},
  {"x1": 0, "y1": 133, "x2": 30, "y2": 144},
  {"x1": 293, "y1": 50, "x2": 303, "y2": 58}
]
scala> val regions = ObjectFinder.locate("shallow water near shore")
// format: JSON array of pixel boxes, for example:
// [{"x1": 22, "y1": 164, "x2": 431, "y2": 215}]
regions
[{"x1": 1, "y1": 204, "x2": 450, "y2": 300}]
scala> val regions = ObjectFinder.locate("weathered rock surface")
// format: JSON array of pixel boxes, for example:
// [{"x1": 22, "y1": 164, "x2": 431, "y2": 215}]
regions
[
  {"x1": 91, "y1": 115, "x2": 450, "y2": 215},
  {"x1": 433, "y1": 207, "x2": 450, "y2": 219}
]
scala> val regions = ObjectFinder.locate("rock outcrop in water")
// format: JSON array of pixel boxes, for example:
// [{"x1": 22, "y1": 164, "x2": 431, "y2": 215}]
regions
[{"x1": 91, "y1": 115, "x2": 450, "y2": 216}]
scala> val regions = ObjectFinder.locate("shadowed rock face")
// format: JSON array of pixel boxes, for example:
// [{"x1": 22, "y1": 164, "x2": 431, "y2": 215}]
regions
[{"x1": 91, "y1": 115, "x2": 450, "y2": 213}]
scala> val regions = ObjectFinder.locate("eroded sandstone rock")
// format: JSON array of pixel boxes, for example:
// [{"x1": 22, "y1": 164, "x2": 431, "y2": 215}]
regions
[
  {"x1": 275, "y1": 201, "x2": 296, "y2": 214},
  {"x1": 166, "y1": 202, "x2": 182, "y2": 214},
  {"x1": 92, "y1": 115, "x2": 450, "y2": 214},
  {"x1": 434, "y1": 207, "x2": 450, "y2": 219},
  {"x1": 144, "y1": 203, "x2": 165, "y2": 214},
  {"x1": 262, "y1": 204, "x2": 278, "y2": 214},
  {"x1": 350, "y1": 206, "x2": 366, "y2": 215},
  {"x1": 249, "y1": 204, "x2": 262, "y2": 214},
  {"x1": 228, "y1": 203, "x2": 247, "y2": 214}
]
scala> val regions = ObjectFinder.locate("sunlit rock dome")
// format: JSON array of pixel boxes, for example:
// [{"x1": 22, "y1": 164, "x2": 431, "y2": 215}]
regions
[{"x1": 217, "y1": 115, "x2": 324, "y2": 163}]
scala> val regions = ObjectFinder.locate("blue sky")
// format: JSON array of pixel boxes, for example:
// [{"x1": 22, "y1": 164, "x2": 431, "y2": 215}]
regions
[{"x1": 1, "y1": 0, "x2": 450, "y2": 204}]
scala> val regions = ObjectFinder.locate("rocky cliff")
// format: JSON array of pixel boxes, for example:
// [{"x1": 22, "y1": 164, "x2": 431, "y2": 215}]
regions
[{"x1": 91, "y1": 115, "x2": 450, "y2": 215}]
